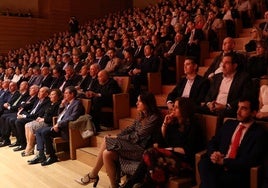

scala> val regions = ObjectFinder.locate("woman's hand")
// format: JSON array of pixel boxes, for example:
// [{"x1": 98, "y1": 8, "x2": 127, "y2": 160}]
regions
[{"x1": 163, "y1": 112, "x2": 174, "y2": 125}]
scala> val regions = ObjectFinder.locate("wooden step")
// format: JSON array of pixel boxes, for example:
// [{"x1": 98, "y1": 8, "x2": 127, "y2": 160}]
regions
[{"x1": 76, "y1": 147, "x2": 107, "y2": 172}]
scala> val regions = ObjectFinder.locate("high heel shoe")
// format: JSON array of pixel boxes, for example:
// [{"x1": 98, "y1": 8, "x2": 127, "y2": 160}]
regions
[
  {"x1": 75, "y1": 174, "x2": 99, "y2": 187},
  {"x1": 21, "y1": 149, "x2": 34, "y2": 157}
]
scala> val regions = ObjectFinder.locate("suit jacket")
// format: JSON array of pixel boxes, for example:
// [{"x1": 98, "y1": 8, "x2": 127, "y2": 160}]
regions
[
  {"x1": 40, "y1": 74, "x2": 53, "y2": 88},
  {"x1": 138, "y1": 55, "x2": 160, "y2": 76},
  {"x1": 204, "y1": 51, "x2": 247, "y2": 78},
  {"x1": 77, "y1": 75, "x2": 91, "y2": 92},
  {"x1": 24, "y1": 97, "x2": 50, "y2": 119},
  {"x1": 73, "y1": 61, "x2": 84, "y2": 73},
  {"x1": 97, "y1": 55, "x2": 110, "y2": 70},
  {"x1": 205, "y1": 71, "x2": 253, "y2": 112},
  {"x1": 9, "y1": 92, "x2": 29, "y2": 112},
  {"x1": 167, "y1": 75, "x2": 210, "y2": 105},
  {"x1": 57, "y1": 99, "x2": 85, "y2": 138},
  {"x1": 207, "y1": 119, "x2": 266, "y2": 172},
  {"x1": 92, "y1": 78, "x2": 121, "y2": 107}
]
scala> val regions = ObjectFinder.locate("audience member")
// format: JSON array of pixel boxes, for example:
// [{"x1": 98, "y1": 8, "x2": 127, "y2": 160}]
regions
[
  {"x1": 198, "y1": 97, "x2": 267, "y2": 188},
  {"x1": 13, "y1": 86, "x2": 50, "y2": 152},
  {"x1": 104, "y1": 48, "x2": 122, "y2": 75},
  {"x1": 28, "y1": 86, "x2": 85, "y2": 166},
  {"x1": 75, "y1": 92, "x2": 161, "y2": 188},
  {"x1": 245, "y1": 27, "x2": 262, "y2": 52},
  {"x1": 202, "y1": 10, "x2": 224, "y2": 51},
  {"x1": 141, "y1": 97, "x2": 204, "y2": 187},
  {"x1": 22, "y1": 89, "x2": 61, "y2": 157},
  {"x1": 204, "y1": 37, "x2": 246, "y2": 79},
  {"x1": 256, "y1": 84, "x2": 268, "y2": 120},
  {"x1": 88, "y1": 70, "x2": 121, "y2": 131},
  {"x1": 166, "y1": 57, "x2": 209, "y2": 110},
  {"x1": 202, "y1": 52, "x2": 253, "y2": 118},
  {"x1": 246, "y1": 41, "x2": 268, "y2": 79}
]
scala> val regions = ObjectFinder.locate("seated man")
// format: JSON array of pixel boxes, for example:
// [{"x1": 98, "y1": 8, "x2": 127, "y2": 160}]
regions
[
  {"x1": 201, "y1": 52, "x2": 254, "y2": 118},
  {"x1": 87, "y1": 70, "x2": 121, "y2": 131},
  {"x1": 28, "y1": 86, "x2": 85, "y2": 166},
  {"x1": 13, "y1": 86, "x2": 50, "y2": 151},
  {"x1": 204, "y1": 37, "x2": 247, "y2": 80},
  {"x1": 198, "y1": 97, "x2": 267, "y2": 188},
  {"x1": 166, "y1": 56, "x2": 209, "y2": 110}
]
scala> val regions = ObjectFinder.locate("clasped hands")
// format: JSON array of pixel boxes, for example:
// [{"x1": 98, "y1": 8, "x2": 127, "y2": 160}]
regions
[
  {"x1": 207, "y1": 101, "x2": 226, "y2": 112},
  {"x1": 210, "y1": 151, "x2": 224, "y2": 165}
]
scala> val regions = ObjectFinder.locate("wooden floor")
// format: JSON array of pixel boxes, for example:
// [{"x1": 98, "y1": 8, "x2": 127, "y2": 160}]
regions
[{"x1": 0, "y1": 139, "x2": 110, "y2": 188}]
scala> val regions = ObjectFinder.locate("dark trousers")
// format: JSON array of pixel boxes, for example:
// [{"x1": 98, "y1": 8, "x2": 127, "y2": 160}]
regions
[
  {"x1": 35, "y1": 126, "x2": 60, "y2": 157},
  {"x1": 198, "y1": 155, "x2": 249, "y2": 188},
  {"x1": 15, "y1": 118, "x2": 34, "y2": 147},
  {"x1": 0, "y1": 113, "x2": 17, "y2": 142}
]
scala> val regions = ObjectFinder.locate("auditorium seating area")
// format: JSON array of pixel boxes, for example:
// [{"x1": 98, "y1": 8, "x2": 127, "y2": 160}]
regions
[{"x1": 1, "y1": 0, "x2": 268, "y2": 187}]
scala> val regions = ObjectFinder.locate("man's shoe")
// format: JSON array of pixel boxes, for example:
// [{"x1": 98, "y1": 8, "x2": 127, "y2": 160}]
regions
[
  {"x1": 9, "y1": 142, "x2": 19, "y2": 147},
  {"x1": 13, "y1": 146, "x2": 26, "y2": 152},
  {"x1": 28, "y1": 155, "x2": 46, "y2": 165},
  {"x1": 41, "y1": 156, "x2": 58, "y2": 166},
  {"x1": 0, "y1": 141, "x2": 11, "y2": 147}
]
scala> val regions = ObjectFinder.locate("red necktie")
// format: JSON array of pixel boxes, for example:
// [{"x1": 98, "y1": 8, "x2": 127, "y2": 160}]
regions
[{"x1": 229, "y1": 124, "x2": 245, "y2": 159}]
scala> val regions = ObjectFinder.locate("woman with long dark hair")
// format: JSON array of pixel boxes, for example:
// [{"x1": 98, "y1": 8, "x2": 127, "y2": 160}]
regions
[{"x1": 75, "y1": 92, "x2": 162, "y2": 188}]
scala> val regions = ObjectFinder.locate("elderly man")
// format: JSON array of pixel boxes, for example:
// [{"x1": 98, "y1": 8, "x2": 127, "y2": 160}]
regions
[
  {"x1": 88, "y1": 70, "x2": 121, "y2": 131},
  {"x1": 28, "y1": 86, "x2": 85, "y2": 166}
]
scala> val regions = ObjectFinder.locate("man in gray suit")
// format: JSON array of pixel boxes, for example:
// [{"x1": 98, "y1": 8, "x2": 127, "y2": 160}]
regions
[{"x1": 28, "y1": 86, "x2": 85, "y2": 166}]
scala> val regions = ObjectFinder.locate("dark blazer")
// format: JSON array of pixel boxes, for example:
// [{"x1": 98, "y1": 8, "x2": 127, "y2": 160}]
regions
[
  {"x1": 207, "y1": 119, "x2": 266, "y2": 171},
  {"x1": 73, "y1": 61, "x2": 84, "y2": 73},
  {"x1": 93, "y1": 78, "x2": 121, "y2": 107},
  {"x1": 9, "y1": 92, "x2": 29, "y2": 112},
  {"x1": 40, "y1": 74, "x2": 54, "y2": 88},
  {"x1": 167, "y1": 75, "x2": 210, "y2": 105},
  {"x1": 205, "y1": 71, "x2": 252, "y2": 112},
  {"x1": 138, "y1": 55, "x2": 160, "y2": 76},
  {"x1": 77, "y1": 75, "x2": 91, "y2": 92},
  {"x1": 24, "y1": 97, "x2": 50, "y2": 119},
  {"x1": 97, "y1": 55, "x2": 110, "y2": 70},
  {"x1": 43, "y1": 101, "x2": 60, "y2": 126},
  {"x1": 57, "y1": 99, "x2": 85, "y2": 138}
]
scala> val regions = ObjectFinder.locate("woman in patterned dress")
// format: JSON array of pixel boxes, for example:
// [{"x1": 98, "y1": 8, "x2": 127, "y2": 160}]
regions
[{"x1": 75, "y1": 92, "x2": 162, "y2": 188}]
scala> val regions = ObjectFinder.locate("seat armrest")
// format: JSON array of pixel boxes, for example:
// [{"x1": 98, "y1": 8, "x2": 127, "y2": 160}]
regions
[
  {"x1": 250, "y1": 165, "x2": 262, "y2": 188},
  {"x1": 112, "y1": 93, "x2": 130, "y2": 129},
  {"x1": 195, "y1": 150, "x2": 207, "y2": 187}
]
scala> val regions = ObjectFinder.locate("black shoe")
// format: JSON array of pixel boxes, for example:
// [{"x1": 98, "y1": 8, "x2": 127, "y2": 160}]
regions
[
  {"x1": 0, "y1": 140, "x2": 11, "y2": 147},
  {"x1": 13, "y1": 145, "x2": 26, "y2": 152},
  {"x1": 41, "y1": 156, "x2": 58, "y2": 166},
  {"x1": 28, "y1": 154, "x2": 46, "y2": 165},
  {"x1": 9, "y1": 142, "x2": 19, "y2": 147}
]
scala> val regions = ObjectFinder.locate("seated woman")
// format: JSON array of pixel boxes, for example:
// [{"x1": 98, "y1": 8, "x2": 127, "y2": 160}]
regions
[
  {"x1": 246, "y1": 41, "x2": 268, "y2": 79},
  {"x1": 21, "y1": 89, "x2": 62, "y2": 156},
  {"x1": 141, "y1": 97, "x2": 204, "y2": 187},
  {"x1": 75, "y1": 92, "x2": 162, "y2": 188},
  {"x1": 256, "y1": 84, "x2": 268, "y2": 120},
  {"x1": 244, "y1": 27, "x2": 262, "y2": 52}
]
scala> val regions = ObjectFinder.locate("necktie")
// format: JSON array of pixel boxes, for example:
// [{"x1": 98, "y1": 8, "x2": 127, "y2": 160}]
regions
[
  {"x1": 12, "y1": 95, "x2": 22, "y2": 106},
  {"x1": 30, "y1": 101, "x2": 41, "y2": 114},
  {"x1": 229, "y1": 123, "x2": 246, "y2": 159},
  {"x1": 168, "y1": 43, "x2": 177, "y2": 54}
]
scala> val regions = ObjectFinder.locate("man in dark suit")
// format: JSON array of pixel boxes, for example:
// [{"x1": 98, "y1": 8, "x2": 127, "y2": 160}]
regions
[
  {"x1": 198, "y1": 97, "x2": 267, "y2": 188},
  {"x1": 185, "y1": 20, "x2": 204, "y2": 63},
  {"x1": 13, "y1": 86, "x2": 50, "y2": 151},
  {"x1": 0, "y1": 81, "x2": 30, "y2": 147},
  {"x1": 129, "y1": 44, "x2": 160, "y2": 98},
  {"x1": 166, "y1": 56, "x2": 209, "y2": 109},
  {"x1": 28, "y1": 86, "x2": 85, "y2": 166},
  {"x1": 204, "y1": 37, "x2": 247, "y2": 79},
  {"x1": 88, "y1": 70, "x2": 121, "y2": 131},
  {"x1": 95, "y1": 47, "x2": 109, "y2": 70},
  {"x1": 40, "y1": 66, "x2": 53, "y2": 88},
  {"x1": 202, "y1": 52, "x2": 254, "y2": 117},
  {"x1": 58, "y1": 65, "x2": 80, "y2": 92}
]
